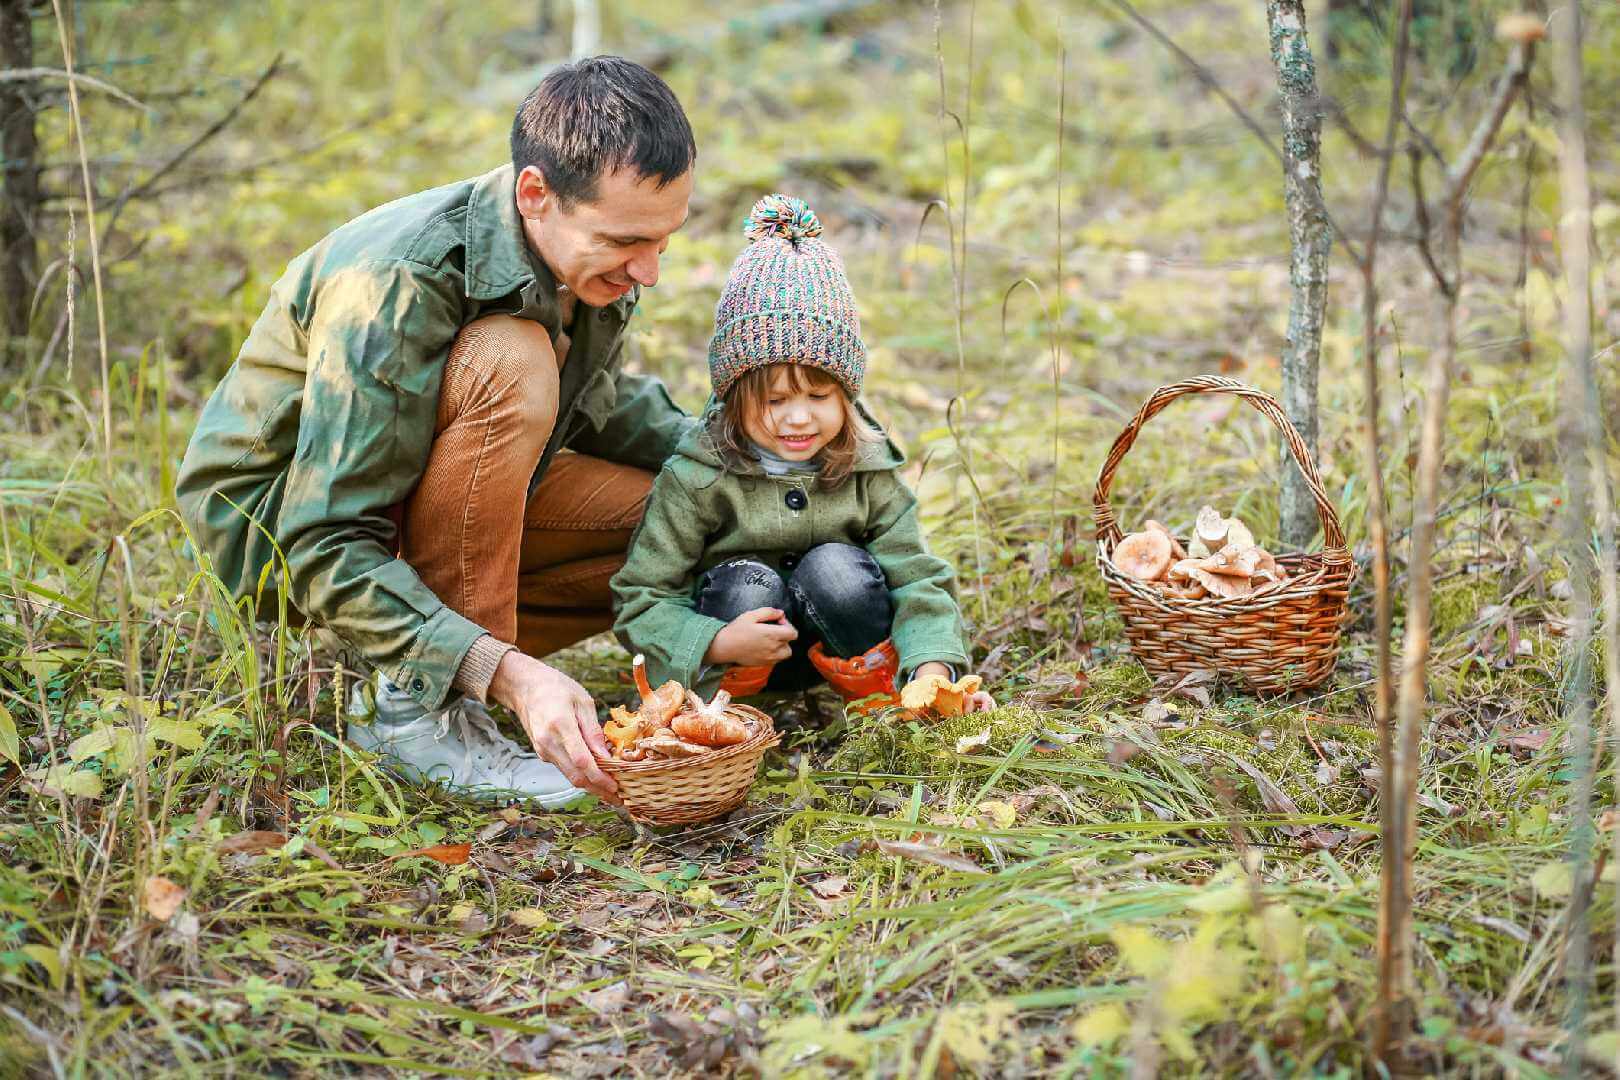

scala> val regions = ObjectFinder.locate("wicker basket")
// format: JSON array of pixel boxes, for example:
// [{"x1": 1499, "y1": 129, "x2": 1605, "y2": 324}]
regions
[
  {"x1": 1092, "y1": 376, "x2": 1356, "y2": 693},
  {"x1": 597, "y1": 703, "x2": 781, "y2": 825}
]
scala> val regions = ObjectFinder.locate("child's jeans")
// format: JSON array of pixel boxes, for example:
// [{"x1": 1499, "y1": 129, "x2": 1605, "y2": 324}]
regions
[{"x1": 694, "y1": 543, "x2": 893, "y2": 691}]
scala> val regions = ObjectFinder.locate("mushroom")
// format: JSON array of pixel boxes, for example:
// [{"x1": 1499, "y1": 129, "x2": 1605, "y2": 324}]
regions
[
  {"x1": 1161, "y1": 579, "x2": 1208, "y2": 601},
  {"x1": 672, "y1": 690, "x2": 750, "y2": 746},
  {"x1": 1187, "y1": 537, "x2": 1211, "y2": 559},
  {"x1": 901, "y1": 672, "x2": 984, "y2": 717},
  {"x1": 1224, "y1": 517, "x2": 1255, "y2": 550},
  {"x1": 1112, "y1": 530, "x2": 1173, "y2": 582},
  {"x1": 1195, "y1": 505, "x2": 1228, "y2": 550},
  {"x1": 1187, "y1": 565, "x2": 1254, "y2": 600},
  {"x1": 1201, "y1": 544, "x2": 1265, "y2": 579},
  {"x1": 632, "y1": 654, "x2": 685, "y2": 727},
  {"x1": 1143, "y1": 519, "x2": 1188, "y2": 561}
]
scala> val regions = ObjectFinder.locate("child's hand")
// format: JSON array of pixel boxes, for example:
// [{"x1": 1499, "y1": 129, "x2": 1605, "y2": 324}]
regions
[
  {"x1": 907, "y1": 662, "x2": 997, "y2": 713},
  {"x1": 705, "y1": 607, "x2": 799, "y2": 667}
]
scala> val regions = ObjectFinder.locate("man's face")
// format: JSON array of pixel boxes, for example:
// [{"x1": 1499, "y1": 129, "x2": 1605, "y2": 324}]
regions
[{"x1": 516, "y1": 165, "x2": 693, "y2": 308}]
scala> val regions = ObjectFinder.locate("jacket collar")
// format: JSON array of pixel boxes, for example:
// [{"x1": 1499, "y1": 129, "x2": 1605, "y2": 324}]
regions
[{"x1": 462, "y1": 163, "x2": 639, "y2": 327}]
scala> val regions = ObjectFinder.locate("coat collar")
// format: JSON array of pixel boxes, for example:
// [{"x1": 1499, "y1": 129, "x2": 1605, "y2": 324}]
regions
[{"x1": 462, "y1": 163, "x2": 639, "y2": 327}]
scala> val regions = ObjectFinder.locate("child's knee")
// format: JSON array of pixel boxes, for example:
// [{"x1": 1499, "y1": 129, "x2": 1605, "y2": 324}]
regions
[
  {"x1": 694, "y1": 557, "x2": 788, "y2": 621},
  {"x1": 789, "y1": 543, "x2": 890, "y2": 621}
]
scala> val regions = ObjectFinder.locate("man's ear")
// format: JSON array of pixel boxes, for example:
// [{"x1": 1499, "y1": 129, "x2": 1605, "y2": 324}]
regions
[{"x1": 514, "y1": 165, "x2": 551, "y2": 219}]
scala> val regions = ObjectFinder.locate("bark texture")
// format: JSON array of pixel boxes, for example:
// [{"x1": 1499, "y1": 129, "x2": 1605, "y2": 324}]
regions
[
  {"x1": 0, "y1": 0, "x2": 39, "y2": 362},
  {"x1": 1266, "y1": 1, "x2": 1330, "y2": 550}
]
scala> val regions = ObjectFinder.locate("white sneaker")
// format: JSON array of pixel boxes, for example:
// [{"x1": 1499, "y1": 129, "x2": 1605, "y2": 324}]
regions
[{"x1": 346, "y1": 674, "x2": 583, "y2": 808}]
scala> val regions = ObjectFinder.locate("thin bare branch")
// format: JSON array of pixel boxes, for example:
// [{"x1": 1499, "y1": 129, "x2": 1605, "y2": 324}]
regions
[
  {"x1": 1443, "y1": 41, "x2": 1535, "y2": 211},
  {"x1": 0, "y1": 65, "x2": 146, "y2": 109},
  {"x1": 100, "y1": 53, "x2": 284, "y2": 242}
]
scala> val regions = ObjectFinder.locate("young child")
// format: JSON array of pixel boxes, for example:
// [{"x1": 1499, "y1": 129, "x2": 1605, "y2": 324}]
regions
[{"x1": 611, "y1": 194, "x2": 995, "y2": 712}]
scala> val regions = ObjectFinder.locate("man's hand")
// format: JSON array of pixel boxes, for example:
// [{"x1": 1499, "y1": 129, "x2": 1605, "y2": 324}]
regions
[
  {"x1": 488, "y1": 651, "x2": 619, "y2": 803},
  {"x1": 704, "y1": 607, "x2": 799, "y2": 667}
]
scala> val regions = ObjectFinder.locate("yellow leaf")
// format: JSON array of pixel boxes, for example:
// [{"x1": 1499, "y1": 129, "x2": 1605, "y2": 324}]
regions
[
  {"x1": 1071, "y1": 1003, "x2": 1130, "y2": 1046},
  {"x1": 147, "y1": 719, "x2": 205, "y2": 750},
  {"x1": 447, "y1": 902, "x2": 476, "y2": 924},
  {"x1": 68, "y1": 727, "x2": 118, "y2": 762},
  {"x1": 507, "y1": 908, "x2": 554, "y2": 930},
  {"x1": 21, "y1": 944, "x2": 62, "y2": 990},
  {"x1": 1531, "y1": 861, "x2": 1572, "y2": 897},
  {"x1": 934, "y1": 1002, "x2": 1014, "y2": 1067},
  {"x1": 28, "y1": 765, "x2": 104, "y2": 799},
  {"x1": 1112, "y1": 926, "x2": 1171, "y2": 978},
  {"x1": 1186, "y1": 863, "x2": 1250, "y2": 914},
  {"x1": 976, "y1": 800, "x2": 1017, "y2": 829},
  {"x1": 0, "y1": 702, "x2": 17, "y2": 765}
]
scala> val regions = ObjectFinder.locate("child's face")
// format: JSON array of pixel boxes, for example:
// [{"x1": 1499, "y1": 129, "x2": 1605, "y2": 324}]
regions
[{"x1": 742, "y1": 366, "x2": 847, "y2": 462}]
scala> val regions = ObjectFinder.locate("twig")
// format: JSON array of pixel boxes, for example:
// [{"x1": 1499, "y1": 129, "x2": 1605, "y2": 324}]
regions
[
  {"x1": 1369, "y1": 5, "x2": 1413, "y2": 1066},
  {"x1": 0, "y1": 66, "x2": 147, "y2": 110},
  {"x1": 1108, "y1": 0, "x2": 1365, "y2": 269},
  {"x1": 1407, "y1": 143, "x2": 1452, "y2": 298},
  {"x1": 1443, "y1": 42, "x2": 1535, "y2": 210},
  {"x1": 100, "y1": 53, "x2": 284, "y2": 243},
  {"x1": 48, "y1": 0, "x2": 112, "y2": 481}
]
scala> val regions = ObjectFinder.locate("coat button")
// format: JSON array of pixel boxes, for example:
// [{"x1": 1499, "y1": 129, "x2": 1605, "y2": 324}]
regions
[
  {"x1": 780, "y1": 553, "x2": 800, "y2": 571},
  {"x1": 784, "y1": 488, "x2": 808, "y2": 511},
  {"x1": 411, "y1": 678, "x2": 425, "y2": 693}
]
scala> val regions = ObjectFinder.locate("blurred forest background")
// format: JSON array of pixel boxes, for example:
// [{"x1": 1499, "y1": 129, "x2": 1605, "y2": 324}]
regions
[{"x1": 1, "y1": 0, "x2": 1618, "y2": 1075}]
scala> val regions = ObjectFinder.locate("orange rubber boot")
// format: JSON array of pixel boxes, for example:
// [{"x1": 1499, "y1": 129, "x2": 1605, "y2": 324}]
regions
[
  {"x1": 719, "y1": 663, "x2": 775, "y2": 697},
  {"x1": 808, "y1": 640, "x2": 900, "y2": 713}
]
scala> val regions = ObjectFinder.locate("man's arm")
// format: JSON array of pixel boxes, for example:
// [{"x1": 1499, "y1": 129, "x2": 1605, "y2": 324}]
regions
[{"x1": 567, "y1": 368, "x2": 697, "y2": 471}]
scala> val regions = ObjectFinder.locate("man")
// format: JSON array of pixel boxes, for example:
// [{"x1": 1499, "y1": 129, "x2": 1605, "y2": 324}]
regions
[{"x1": 176, "y1": 57, "x2": 697, "y2": 807}]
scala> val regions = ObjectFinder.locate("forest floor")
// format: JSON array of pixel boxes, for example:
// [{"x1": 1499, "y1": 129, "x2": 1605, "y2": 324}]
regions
[{"x1": 2, "y1": 0, "x2": 1618, "y2": 1075}]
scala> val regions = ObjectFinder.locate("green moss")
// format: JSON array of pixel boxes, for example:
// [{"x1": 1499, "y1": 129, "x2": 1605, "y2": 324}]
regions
[{"x1": 1431, "y1": 574, "x2": 1497, "y2": 641}]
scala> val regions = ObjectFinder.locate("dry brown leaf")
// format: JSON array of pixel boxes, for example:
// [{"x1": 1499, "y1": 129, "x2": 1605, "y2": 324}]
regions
[
  {"x1": 396, "y1": 843, "x2": 472, "y2": 865},
  {"x1": 809, "y1": 875, "x2": 850, "y2": 899},
  {"x1": 873, "y1": 839, "x2": 983, "y2": 874},
  {"x1": 143, "y1": 875, "x2": 186, "y2": 921},
  {"x1": 217, "y1": 830, "x2": 289, "y2": 855}
]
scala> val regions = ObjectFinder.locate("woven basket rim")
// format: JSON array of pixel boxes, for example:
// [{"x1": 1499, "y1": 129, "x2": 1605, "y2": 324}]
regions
[{"x1": 595, "y1": 702, "x2": 779, "y2": 776}]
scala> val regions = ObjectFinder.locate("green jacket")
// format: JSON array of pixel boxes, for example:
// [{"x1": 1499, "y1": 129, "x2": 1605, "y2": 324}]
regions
[
  {"x1": 176, "y1": 164, "x2": 693, "y2": 709},
  {"x1": 610, "y1": 403, "x2": 971, "y2": 697}
]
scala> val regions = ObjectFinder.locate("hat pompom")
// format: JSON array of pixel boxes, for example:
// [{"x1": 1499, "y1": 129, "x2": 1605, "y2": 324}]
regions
[{"x1": 743, "y1": 194, "x2": 822, "y2": 243}]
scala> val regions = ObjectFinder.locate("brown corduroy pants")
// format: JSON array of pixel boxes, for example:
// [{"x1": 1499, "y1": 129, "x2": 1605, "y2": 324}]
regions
[{"x1": 397, "y1": 314, "x2": 654, "y2": 658}]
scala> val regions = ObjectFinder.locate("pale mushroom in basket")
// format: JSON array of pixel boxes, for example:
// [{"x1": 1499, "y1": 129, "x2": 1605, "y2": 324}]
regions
[
  {"x1": 1187, "y1": 565, "x2": 1255, "y2": 600},
  {"x1": 1195, "y1": 505, "x2": 1228, "y2": 550},
  {"x1": 1112, "y1": 530, "x2": 1173, "y2": 582},
  {"x1": 1187, "y1": 537, "x2": 1211, "y2": 559},
  {"x1": 1161, "y1": 579, "x2": 1208, "y2": 600},
  {"x1": 1225, "y1": 517, "x2": 1255, "y2": 550},
  {"x1": 1201, "y1": 544, "x2": 1265, "y2": 579}
]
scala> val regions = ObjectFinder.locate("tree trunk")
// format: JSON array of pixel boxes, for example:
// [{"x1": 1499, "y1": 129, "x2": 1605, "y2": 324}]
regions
[
  {"x1": 0, "y1": 0, "x2": 40, "y2": 365},
  {"x1": 1266, "y1": 0, "x2": 1331, "y2": 549}
]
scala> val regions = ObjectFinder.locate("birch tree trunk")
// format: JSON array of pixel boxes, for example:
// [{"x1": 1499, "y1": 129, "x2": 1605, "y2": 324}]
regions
[
  {"x1": 0, "y1": 0, "x2": 40, "y2": 364},
  {"x1": 1266, "y1": 0, "x2": 1331, "y2": 549}
]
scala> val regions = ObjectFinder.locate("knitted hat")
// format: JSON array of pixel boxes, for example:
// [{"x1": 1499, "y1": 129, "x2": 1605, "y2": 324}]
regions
[{"x1": 707, "y1": 194, "x2": 867, "y2": 399}]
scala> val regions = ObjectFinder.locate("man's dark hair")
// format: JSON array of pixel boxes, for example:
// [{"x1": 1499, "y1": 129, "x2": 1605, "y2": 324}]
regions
[{"x1": 511, "y1": 56, "x2": 696, "y2": 207}]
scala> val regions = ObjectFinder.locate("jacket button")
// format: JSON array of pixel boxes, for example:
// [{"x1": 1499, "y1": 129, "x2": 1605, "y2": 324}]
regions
[
  {"x1": 411, "y1": 678, "x2": 425, "y2": 693},
  {"x1": 784, "y1": 488, "x2": 808, "y2": 511},
  {"x1": 598, "y1": 309, "x2": 610, "y2": 320},
  {"x1": 780, "y1": 553, "x2": 800, "y2": 571}
]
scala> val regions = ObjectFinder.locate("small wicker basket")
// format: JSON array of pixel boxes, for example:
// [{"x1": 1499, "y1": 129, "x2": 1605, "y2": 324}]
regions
[
  {"x1": 1092, "y1": 376, "x2": 1356, "y2": 693},
  {"x1": 597, "y1": 703, "x2": 781, "y2": 825}
]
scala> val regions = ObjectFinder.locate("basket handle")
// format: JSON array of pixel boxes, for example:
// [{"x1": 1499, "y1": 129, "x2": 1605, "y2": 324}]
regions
[{"x1": 1091, "y1": 375, "x2": 1350, "y2": 560}]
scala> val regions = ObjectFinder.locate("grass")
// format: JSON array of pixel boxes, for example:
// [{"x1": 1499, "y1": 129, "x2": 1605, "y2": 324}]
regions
[{"x1": 3, "y1": 0, "x2": 1619, "y2": 1075}]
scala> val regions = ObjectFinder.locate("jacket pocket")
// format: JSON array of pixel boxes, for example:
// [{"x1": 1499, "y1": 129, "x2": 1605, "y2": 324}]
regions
[{"x1": 570, "y1": 367, "x2": 618, "y2": 435}]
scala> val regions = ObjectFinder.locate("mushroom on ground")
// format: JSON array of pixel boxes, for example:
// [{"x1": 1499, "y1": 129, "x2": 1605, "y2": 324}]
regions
[{"x1": 1112, "y1": 529, "x2": 1173, "y2": 582}]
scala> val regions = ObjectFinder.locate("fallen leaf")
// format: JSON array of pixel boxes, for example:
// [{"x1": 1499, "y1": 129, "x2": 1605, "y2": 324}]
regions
[
  {"x1": 955, "y1": 727, "x2": 992, "y2": 755},
  {"x1": 1106, "y1": 740, "x2": 1142, "y2": 765},
  {"x1": 579, "y1": 981, "x2": 631, "y2": 1015},
  {"x1": 394, "y1": 843, "x2": 472, "y2": 865},
  {"x1": 508, "y1": 908, "x2": 554, "y2": 930},
  {"x1": 143, "y1": 875, "x2": 186, "y2": 921},
  {"x1": 809, "y1": 875, "x2": 849, "y2": 900},
  {"x1": 976, "y1": 800, "x2": 1018, "y2": 829},
  {"x1": 478, "y1": 820, "x2": 511, "y2": 843},
  {"x1": 217, "y1": 830, "x2": 289, "y2": 855},
  {"x1": 873, "y1": 839, "x2": 984, "y2": 874},
  {"x1": 1140, "y1": 698, "x2": 1175, "y2": 725},
  {"x1": 1502, "y1": 729, "x2": 1550, "y2": 754}
]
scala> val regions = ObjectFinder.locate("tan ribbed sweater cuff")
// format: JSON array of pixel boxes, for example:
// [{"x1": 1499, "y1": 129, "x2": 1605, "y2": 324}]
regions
[{"x1": 453, "y1": 635, "x2": 516, "y2": 705}]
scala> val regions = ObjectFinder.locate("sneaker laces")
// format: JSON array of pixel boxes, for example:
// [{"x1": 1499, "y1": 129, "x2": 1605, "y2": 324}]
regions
[{"x1": 435, "y1": 701, "x2": 531, "y2": 778}]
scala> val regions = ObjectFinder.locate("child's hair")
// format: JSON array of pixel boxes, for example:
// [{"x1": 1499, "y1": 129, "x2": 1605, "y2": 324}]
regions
[{"x1": 713, "y1": 363, "x2": 880, "y2": 489}]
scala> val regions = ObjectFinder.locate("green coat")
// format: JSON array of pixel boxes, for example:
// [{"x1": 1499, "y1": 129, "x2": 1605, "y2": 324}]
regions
[
  {"x1": 610, "y1": 404, "x2": 971, "y2": 697},
  {"x1": 175, "y1": 164, "x2": 693, "y2": 709}
]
